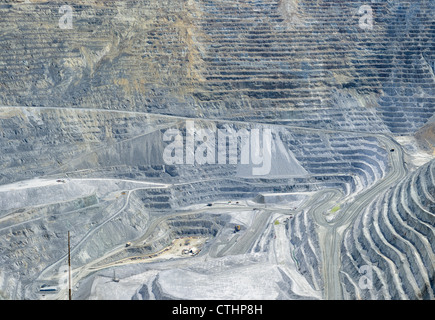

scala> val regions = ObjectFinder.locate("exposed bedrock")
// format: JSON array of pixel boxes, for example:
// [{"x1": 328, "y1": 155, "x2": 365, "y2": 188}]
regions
[
  {"x1": 0, "y1": 0, "x2": 433, "y2": 300},
  {"x1": 286, "y1": 208, "x2": 324, "y2": 291},
  {"x1": 0, "y1": 107, "x2": 390, "y2": 196},
  {"x1": 340, "y1": 159, "x2": 435, "y2": 300},
  {"x1": 0, "y1": 0, "x2": 433, "y2": 134}
]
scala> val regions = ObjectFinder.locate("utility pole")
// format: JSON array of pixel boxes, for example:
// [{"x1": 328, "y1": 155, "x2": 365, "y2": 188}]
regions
[{"x1": 68, "y1": 231, "x2": 72, "y2": 300}]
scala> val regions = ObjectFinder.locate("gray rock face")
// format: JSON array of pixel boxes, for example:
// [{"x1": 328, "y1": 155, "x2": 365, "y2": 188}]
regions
[
  {"x1": 0, "y1": 0, "x2": 433, "y2": 300},
  {"x1": 340, "y1": 160, "x2": 435, "y2": 300},
  {"x1": 0, "y1": 0, "x2": 433, "y2": 133}
]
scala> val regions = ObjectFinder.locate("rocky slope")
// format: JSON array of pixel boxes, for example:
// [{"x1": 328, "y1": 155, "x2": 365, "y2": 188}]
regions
[
  {"x1": 340, "y1": 159, "x2": 435, "y2": 299},
  {"x1": 0, "y1": 0, "x2": 433, "y2": 300},
  {"x1": 0, "y1": 0, "x2": 433, "y2": 133}
]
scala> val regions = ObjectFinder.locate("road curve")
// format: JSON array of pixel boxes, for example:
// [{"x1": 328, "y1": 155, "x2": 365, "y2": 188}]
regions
[
  {"x1": 3, "y1": 106, "x2": 409, "y2": 299},
  {"x1": 314, "y1": 134, "x2": 407, "y2": 300}
]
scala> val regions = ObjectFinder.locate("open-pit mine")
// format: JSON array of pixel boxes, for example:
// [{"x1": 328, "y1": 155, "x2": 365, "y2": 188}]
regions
[{"x1": 0, "y1": 0, "x2": 433, "y2": 300}]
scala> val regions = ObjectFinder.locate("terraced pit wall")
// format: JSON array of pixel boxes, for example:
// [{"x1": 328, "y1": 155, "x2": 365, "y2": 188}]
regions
[
  {"x1": 0, "y1": 0, "x2": 433, "y2": 134},
  {"x1": 341, "y1": 160, "x2": 435, "y2": 300}
]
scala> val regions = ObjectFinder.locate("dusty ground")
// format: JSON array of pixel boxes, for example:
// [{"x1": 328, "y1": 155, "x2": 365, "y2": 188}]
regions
[{"x1": 95, "y1": 236, "x2": 208, "y2": 269}]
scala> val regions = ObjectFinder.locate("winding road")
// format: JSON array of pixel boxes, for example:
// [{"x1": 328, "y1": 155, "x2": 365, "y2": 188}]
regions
[
  {"x1": 308, "y1": 134, "x2": 407, "y2": 299},
  {"x1": 0, "y1": 106, "x2": 410, "y2": 300}
]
